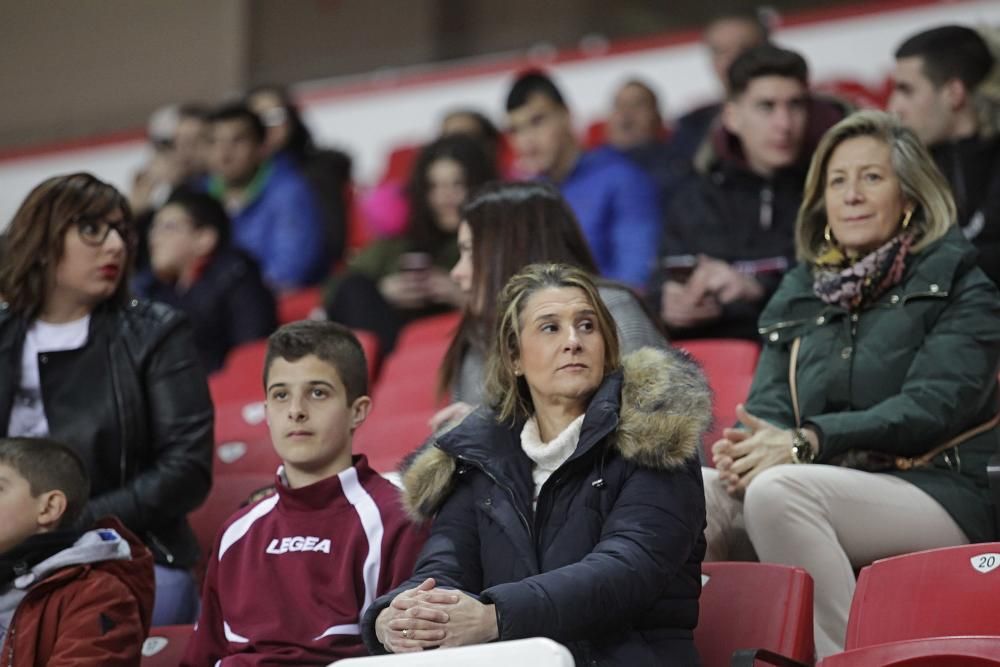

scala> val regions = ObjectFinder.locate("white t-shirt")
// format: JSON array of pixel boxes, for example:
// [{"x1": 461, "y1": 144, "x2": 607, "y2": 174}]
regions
[{"x1": 7, "y1": 315, "x2": 90, "y2": 438}]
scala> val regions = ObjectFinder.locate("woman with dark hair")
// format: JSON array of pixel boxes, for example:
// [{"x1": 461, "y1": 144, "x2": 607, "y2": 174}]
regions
[
  {"x1": 362, "y1": 263, "x2": 708, "y2": 665},
  {"x1": 0, "y1": 173, "x2": 214, "y2": 625},
  {"x1": 432, "y1": 181, "x2": 667, "y2": 429},
  {"x1": 133, "y1": 188, "x2": 277, "y2": 372},
  {"x1": 246, "y1": 84, "x2": 352, "y2": 264},
  {"x1": 324, "y1": 134, "x2": 497, "y2": 352}
]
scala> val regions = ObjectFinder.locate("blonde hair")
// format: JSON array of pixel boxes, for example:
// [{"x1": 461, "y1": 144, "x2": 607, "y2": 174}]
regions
[
  {"x1": 485, "y1": 263, "x2": 621, "y2": 423},
  {"x1": 796, "y1": 110, "x2": 956, "y2": 263}
]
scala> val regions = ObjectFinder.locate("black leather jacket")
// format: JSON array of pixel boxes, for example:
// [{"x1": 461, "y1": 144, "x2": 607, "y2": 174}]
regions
[{"x1": 0, "y1": 298, "x2": 214, "y2": 568}]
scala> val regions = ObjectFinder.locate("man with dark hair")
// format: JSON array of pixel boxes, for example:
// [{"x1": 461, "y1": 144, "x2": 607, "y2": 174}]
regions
[
  {"x1": 665, "y1": 12, "x2": 771, "y2": 169},
  {"x1": 890, "y1": 25, "x2": 1000, "y2": 285},
  {"x1": 648, "y1": 44, "x2": 844, "y2": 341},
  {"x1": 0, "y1": 437, "x2": 154, "y2": 666},
  {"x1": 505, "y1": 70, "x2": 661, "y2": 287},
  {"x1": 205, "y1": 102, "x2": 328, "y2": 289}
]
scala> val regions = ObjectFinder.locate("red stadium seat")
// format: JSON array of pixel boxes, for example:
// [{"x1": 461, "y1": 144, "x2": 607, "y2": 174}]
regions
[
  {"x1": 382, "y1": 143, "x2": 421, "y2": 183},
  {"x1": 277, "y1": 286, "x2": 322, "y2": 324},
  {"x1": 141, "y1": 624, "x2": 194, "y2": 665},
  {"x1": 695, "y1": 562, "x2": 815, "y2": 667},
  {"x1": 208, "y1": 340, "x2": 268, "y2": 407},
  {"x1": 819, "y1": 636, "x2": 1000, "y2": 666},
  {"x1": 675, "y1": 339, "x2": 760, "y2": 461},
  {"x1": 394, "y1": 311, "x2": 461, "y2": 350},
  {"x1": 188, "y1": 473, "x2": 275, "y2": 583},
  {"x1": 818, "y1": 543, "x2": 1000, "y2": 665},
  {"x1": 353, "y1": 410, "x2": 436, "y2": 474},
  {"x1": 354, "y1": 328, "x2": 381, "y2": 386}
]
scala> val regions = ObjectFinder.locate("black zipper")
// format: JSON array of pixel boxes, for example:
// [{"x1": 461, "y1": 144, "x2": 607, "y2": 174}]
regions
[{"x1": 455, "y1": 453, "x2": 533, "y2": 538}]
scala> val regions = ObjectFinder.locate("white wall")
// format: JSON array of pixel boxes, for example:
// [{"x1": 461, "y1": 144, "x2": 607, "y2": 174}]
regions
[{"x1": 1, "y1": 0, "x2": 997, "y2": 229}]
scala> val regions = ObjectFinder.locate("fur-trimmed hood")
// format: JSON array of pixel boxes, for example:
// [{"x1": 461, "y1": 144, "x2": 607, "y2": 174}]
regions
[{"x1": 402, "y1": 346, "x2": 711, "y2": 521}]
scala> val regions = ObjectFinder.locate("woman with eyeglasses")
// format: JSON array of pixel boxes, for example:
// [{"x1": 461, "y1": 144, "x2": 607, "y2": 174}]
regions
[{"x1": 0, "y1": 173, "x2": 214, "y2": 626}]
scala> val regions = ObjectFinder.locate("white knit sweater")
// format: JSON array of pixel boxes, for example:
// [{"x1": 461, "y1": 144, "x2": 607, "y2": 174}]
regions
[{"x1": 520, "y1": 414, "x2": 585, "y2": 511}]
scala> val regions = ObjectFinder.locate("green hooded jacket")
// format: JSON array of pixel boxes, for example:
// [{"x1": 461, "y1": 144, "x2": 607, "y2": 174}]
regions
[{"x1": 747, "y1": 226, "x2": 1000, "y2": 542}]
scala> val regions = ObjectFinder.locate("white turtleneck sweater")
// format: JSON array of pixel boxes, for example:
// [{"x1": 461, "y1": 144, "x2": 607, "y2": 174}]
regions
[{"x1": 520, "y1": 414, "x2": 585, "y2": 511}]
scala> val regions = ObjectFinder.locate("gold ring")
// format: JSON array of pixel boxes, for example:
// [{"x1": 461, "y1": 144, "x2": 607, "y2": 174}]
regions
[{"x1": 402, "y1": 629, "x2": 410, "y2": 638}]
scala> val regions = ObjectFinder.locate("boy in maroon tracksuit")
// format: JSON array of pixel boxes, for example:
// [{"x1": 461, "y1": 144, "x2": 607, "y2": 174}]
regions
[{"x1": 183, "y1": 321, "x2": 427, "y2": 665}]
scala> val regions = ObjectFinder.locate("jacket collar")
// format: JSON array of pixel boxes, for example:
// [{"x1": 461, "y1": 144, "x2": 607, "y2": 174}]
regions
[
  {"x1": 758, "y1": 225, "x2": 977, "y2": 334},
  {"x1": 402, "y1": 347, "x2": 710, "y2": 521}
]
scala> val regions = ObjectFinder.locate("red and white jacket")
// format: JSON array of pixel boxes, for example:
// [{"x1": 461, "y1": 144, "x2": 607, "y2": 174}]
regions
[{"x1": 183, "y1": 455, "x2": 427, "y2": 665}]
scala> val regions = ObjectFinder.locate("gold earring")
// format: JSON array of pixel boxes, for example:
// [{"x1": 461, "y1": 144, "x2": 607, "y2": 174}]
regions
[
  {"x1": 901, "y1": 209, "x2": 913, "y2": 230},
  {"x1": 824, "y1": 224, "x2": 832, "y2": 243}
]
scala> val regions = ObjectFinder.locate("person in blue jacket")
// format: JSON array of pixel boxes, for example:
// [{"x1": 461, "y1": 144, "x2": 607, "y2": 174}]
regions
[
  {"x1": 362, "y1": 263, "x2": 709, "y2": 665},
  {"x1": 203, "y1": 103, "x2": 328, "y2": 289},
  {"x1": 505, "y1": 71, "x2": 661, "y2": 288}
]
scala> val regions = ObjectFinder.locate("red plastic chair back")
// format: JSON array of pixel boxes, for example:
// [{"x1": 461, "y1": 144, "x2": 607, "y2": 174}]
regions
[
  {"x1": 382, "y1": 144, "x2": 421, "y2": 183},
  {"x1": 277, "y1": 287, "x2": 322, "y2": 324},
  {"x1": 695, "y1": 562, "x2": 815, "y2": 667},
  {"x1": 675, "y1": 340, "x2": 760, "y2": 461},
  {"x1": 820, "y1": 636, "x2": 1000, "y2": 666},
  {"x1": 845, "y1": 543, "x2": 1000, "y2": 649},
  {"x1": 188, "y1": 473, "x2": 275, "y2": 583},
  {"x1": 394, "y1": 311, "x2": 461, "y2": 350},
  {"x1": 351, "y1": 313, "x2": 458, "y2": 472},
  {"x1": 141, "y1": 624, "x2": 194, "y2": 664}
]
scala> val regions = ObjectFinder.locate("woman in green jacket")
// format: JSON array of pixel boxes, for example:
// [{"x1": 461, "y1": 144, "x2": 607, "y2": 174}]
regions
[{"x1": 706, "y1": 110, "x2": 1000, "y2": 658}]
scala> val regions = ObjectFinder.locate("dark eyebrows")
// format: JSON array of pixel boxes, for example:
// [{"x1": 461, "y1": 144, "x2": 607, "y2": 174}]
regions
[{"x1": 266, "y1": 380, "x2": 336, "y2": 392}]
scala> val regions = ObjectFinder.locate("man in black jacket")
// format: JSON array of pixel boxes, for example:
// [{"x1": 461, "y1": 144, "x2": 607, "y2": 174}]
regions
[
  {"x1": 890, "y1": 25, "x2": 1000, "y2": 286},
  {"x1": 648, "y1": 45, "x2": 842, "y2": 341}
]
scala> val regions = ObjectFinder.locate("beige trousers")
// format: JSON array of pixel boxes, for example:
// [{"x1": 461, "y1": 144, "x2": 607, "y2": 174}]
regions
[{"x1": 703, "y1": 464, "x2": 969, "y2": 659}]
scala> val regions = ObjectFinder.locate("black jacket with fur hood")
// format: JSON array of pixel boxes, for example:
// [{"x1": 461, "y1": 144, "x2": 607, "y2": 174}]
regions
[{"x1": 361, "y1": 347, "x2": 710, "y2": 666}]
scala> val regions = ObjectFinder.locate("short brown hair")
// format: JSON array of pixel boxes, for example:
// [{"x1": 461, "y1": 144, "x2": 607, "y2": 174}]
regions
[
  {"x1": 796, "y1": 110, "x2": 955, "y2": 263},
  {"x1": 263, "y1": 320, "x2": 368, "y2": 403},
  {"x1": 0, "y1": 173, "x2": 133, "y2": 319},
  {"x1": 727, "y1": 44, "x2": 809, "y2": 98},
  {"x1": 486, "y1": 263, "x2": 620, "y2": 423},
  {"x1": 0, "y1": 437, "x2": 91, "y2": 529}
]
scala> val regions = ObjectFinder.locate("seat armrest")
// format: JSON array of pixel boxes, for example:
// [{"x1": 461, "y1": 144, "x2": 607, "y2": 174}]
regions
[{"x1": 731, "y1": 648, "x2": 811, "y2": 667}]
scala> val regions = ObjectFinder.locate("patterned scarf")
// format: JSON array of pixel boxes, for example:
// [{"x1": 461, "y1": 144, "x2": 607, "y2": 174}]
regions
[{"x1": 813, "y1": 232, "x2": 914, "y2": 311}]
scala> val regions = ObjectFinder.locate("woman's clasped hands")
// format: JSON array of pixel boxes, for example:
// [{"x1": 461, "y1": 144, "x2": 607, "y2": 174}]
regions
[
  {"x1": 712, "y1": 404, "x2": 799, "y2": 496},
  {"x1": 374, "y1": 578, "x2": 499, "y2": 653}
]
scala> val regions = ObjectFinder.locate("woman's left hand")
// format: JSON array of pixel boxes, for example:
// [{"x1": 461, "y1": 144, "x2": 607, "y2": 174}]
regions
[{"x1": 716, "y1": 404, "x2": 794, "y2": 494}]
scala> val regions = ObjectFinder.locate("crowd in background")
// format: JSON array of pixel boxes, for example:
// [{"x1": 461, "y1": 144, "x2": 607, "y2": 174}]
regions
[{"x1": 1, "y1": 8, "x2": 1000, "y2": 665}]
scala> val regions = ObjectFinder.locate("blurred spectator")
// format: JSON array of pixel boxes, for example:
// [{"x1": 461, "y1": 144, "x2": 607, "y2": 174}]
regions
[
  {"x1": 324, "y1": 135, "x2": 496, "y2": 352},
  {"x1": 133, "y1": 189, "x2": 277, "y2": 373},
  {"x1": 204, "y1": 103, "x2": 328, "y2": 289},
  {"x1": 361, "y1": 108, "x2": 505, "y2": 242},
  {"x1": 890, "y1": 25, "x2": 1000, "y2": 285},
  {"x1": 432, "y1": 181, "x2": 667, "y2": 431},
  {"x1": 130, "y1": 104, "x2": 211, "y2": 272},
  {"x1": 666, "y1": 11, "x2": 771, "y2": 168},
  {"x1": 130, "y1": 104, "x2": 211, "y2": 216},
  {"x1": 649, "y1": 44, "x2": 847, "y2": 341},
  {"x1": 606, "y1": 79, "x2": 681, "y2": 210},
  {"x1": 505, "y1": 70, "x2": 660, "y2": 287},
  {"x1": 440, "y1": 108, "x2": 503, "y2": 167},
  {"x1": 246, "y1": 84, "x2": 352, "y2": 266}
]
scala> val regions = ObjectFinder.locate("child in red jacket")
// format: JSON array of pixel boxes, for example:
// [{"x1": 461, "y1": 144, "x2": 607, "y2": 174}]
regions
[
  {"x1": 183, "y1": 320, "x2": 428, "y2": 665},
  {"x1": 0, "y1": 437, "x2": 154, "y2": 666}
]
